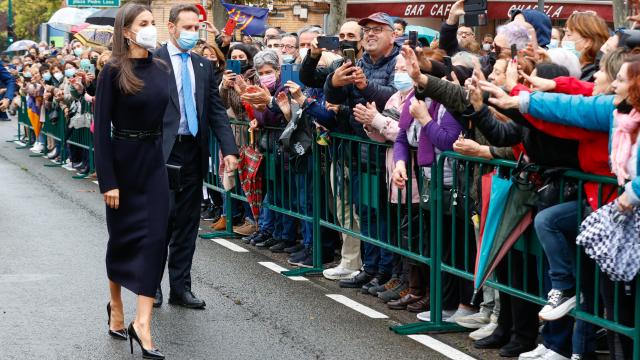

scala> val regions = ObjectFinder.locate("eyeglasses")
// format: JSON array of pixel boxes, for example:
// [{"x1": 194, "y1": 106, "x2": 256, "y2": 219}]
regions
[
  {"x1": 267, "y1": 43, "x2": 282, "y2": 48},
  {"x1": 281, "y1": 44, "x2": 297, "y2": 50},
  {"x1": 363, "y1": 26, "x2": 390, "y2": 35}
]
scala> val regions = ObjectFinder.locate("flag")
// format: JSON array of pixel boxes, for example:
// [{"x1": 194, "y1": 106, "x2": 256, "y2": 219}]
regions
[{"x1": 220, "y1": 0, "x2": 269, "y2": 36}]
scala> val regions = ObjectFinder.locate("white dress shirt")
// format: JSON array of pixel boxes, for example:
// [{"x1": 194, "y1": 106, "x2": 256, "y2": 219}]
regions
[{"x1": 167, "y1": 41, "x2": 197, "y2": 135}]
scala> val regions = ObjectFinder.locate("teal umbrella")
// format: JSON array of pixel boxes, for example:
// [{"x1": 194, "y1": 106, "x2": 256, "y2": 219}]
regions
[{"x1": 405, "y1": 25, "x2": 439, "y2": 42}]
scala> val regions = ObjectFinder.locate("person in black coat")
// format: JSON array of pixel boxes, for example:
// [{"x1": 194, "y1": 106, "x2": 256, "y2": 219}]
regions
[
  {"x1": 94, "y1": 4, "x2": 170, "y2": 358},
  {"x1": 154, "y1": 4, "x2": 239, "y2": 309}
]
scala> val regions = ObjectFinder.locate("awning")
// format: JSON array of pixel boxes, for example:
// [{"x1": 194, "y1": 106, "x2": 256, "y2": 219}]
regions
[{"x1": 347, "y1": 0, "x2": 614, "y2": 22}]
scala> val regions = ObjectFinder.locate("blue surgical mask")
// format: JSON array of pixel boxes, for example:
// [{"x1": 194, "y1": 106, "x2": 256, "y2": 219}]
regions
[
  {"x1": 23, "y1": 71, "x2": 32, "y2": 78},
  {"x1": 393, "y1": 72, "x2": 413, "y2": 91},
  {"x1": 43, "y1": 72, "x2": 52, "y2": 81},
  {"x1": 562, "y1": 41, "x2": 581, "y2": 59},
  {"x1": 548, "y1": 39, "x2": 559, "y2": 49},
  {"x1": 176, "y1": 30, "x2": 199, "y2": 51},
  {"x1": 73, "y1": 48, "x2": 84, "y2": 57},
  {"x1": 80, "y1": 58, "x2": 91, "y2": 69},
  {"x1": 65, "y1": 68, "x2": 76, "y2": 78},
  {"x1": 282, "y1": 54, "x2": 294, "y2": 64}
]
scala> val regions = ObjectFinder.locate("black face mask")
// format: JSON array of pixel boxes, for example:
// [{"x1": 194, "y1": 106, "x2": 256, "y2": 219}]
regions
[
  {"x1": 239, "y1": 59, "x2": 250, "y2": 73},
  {"x1": 90, "y1": 57, "x2": 98, "y2": 65},
  {"x1": 339, "y1": 40, "x2": 360, "y2": 53},
  {"x1": 616, "y1": 98, "x2": 633, "y2": 114}
]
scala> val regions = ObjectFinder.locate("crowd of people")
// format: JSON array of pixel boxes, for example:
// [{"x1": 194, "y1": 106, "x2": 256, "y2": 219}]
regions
[{"x1": 3, "y1": 2, "x2": 640, "y2": 359}]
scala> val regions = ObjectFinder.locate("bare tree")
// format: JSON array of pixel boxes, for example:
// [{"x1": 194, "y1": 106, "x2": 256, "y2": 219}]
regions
[
  {"x1": 612, "y1": 0, "x2": 628, "y2": 29},
  {"x1": 326, "y1": 0, "x2": 346, "y2": 35}
]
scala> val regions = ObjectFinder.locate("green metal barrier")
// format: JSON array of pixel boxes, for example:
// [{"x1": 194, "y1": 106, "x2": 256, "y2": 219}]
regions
[
  {"x1": 40, "y1": 106, "x2": 68, "y2": 167},
  {"x1": 437, "y1": 151, "x2": 640, "y2": 359},
  {"x1": 14, "y1": 96, "x2": 32, "y2": 149}
]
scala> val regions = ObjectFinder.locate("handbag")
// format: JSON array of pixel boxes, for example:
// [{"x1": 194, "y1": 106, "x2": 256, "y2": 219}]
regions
[
  {"x1": 420, "y1": 177, "x2": 455, "y2": 215},
  {"x1": 535, "y1": 168, "x2": 579, "y2": 210}
]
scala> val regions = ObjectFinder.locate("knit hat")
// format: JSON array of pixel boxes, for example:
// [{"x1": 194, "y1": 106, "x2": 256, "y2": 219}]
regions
[{"x1": 510, "y1": 9, "x2": 552, "y2": 47}]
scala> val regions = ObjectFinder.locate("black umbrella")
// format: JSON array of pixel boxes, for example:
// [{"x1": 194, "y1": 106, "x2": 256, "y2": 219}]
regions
[{"x1": 85, "y1": 8, "x2": 118, "y2": 26}]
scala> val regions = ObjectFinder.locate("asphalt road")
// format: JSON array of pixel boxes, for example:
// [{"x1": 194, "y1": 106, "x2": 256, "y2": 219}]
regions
[{"x1": 0, "y1": 118, "x2": 497, "y2": 360}]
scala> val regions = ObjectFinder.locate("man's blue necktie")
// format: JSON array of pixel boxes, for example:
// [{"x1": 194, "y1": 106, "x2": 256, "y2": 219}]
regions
[{"x1": 179, "y1": 52, "x2": 198, "y2": 136}]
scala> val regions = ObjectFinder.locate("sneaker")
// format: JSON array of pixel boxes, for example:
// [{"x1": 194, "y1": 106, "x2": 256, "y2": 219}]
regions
[
  {"x1": 288, "y1": 247, "x2": 311, "y2": 266},
  {"x1": 416, "y1": 309, "x2": 456, "y2": 322},
  {"x1": 541, "y1": 350, "x2": 570, "y2": 360},
  {"x1": 284, "y1": 243, "x2": 304, "y2": 254},
  {"x1": 444, "y1": 308, "x2": 476, "y2": 323},
  {"x1": 455, "y1": 309, "x2": 491, "y2": 329},
  {"x1": 256, "y1": 237, "x2": 280, "y2": 249},
  {"x1": 361, "y1": 275, "x2": 391, "y2": 294},
  {"x1": 519, "y1": 344, "x2": 548, "y2": 359},
  {"x1": 269, "y1": 241, "x2": 293, "y2": 253},
  {"x1": 539, "y1": 289, "x2": 576, "y2": 321},
  {"x1": 233, "y1": 219, "x2": 257, "y2": 236},
  {"x1": 46, "y1": 148, "x2": 58, "y2": 159},
  {"x1": 247, "y1": 231, "x2": 270, "y2": 245},
  {"x1": 242, "y1": 230, "x2": 261, "y2": 243},
  {"x1": 323, "y1": 266, "x2": 360, "y2": 281},
  {"x1": 30, "y1": 142, "x2": 44, "y2": 153},
  {"x1": 368, "y1": 277, "x2": 400, "y2": 296},
  {"x1": 298, "y1": 249, "x2": 334, "y2": 268},
  {"x1": 378, "y1": 281, "x2": 409, "y2": 303},
  {"x1": 202, "y1": 205, "x2": 222, "y2": 221},
  {"x1": 469, "y1": 315, "x2": 498, "y2": 341}
]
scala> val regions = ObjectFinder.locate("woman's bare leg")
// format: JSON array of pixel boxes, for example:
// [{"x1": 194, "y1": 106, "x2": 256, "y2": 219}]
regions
[
  {"x1": 133, "y1": 295, "x2": 155, "y2": 349},
  {"x1": 108, "y1": 280, "x2": 125, "y2": 330}
]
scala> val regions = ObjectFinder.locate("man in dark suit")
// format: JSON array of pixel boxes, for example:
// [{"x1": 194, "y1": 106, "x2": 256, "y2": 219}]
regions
[{"x1": 155, "y1": 4, "x2": 239, "y2": 309}]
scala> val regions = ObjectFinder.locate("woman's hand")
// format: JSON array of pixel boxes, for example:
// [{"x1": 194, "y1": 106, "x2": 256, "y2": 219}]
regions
[
  {"x1": 325, "y1": 102, "x2": 339, "y2": 114},
  {"x1": 222, "y1": 70, "x2": 236, "y2": 89},
  {"x1": 617, "y1": 192, "x2": 635, "y2": 212},
  {"x1": 519, "y1": 71, "x2": 556, "y2": 92},
  {"x1": 249, "y1": 119, "x2": 259, "y2": 131},
  {"x1": 233, "y1": 75, "x2": 248, "y2": 94},
  {"x1": 401, "y1": 45, "x2": 422, "y2": 83},
  {"x1": 275, "y1": 91, "x2": 292, "y2": 121},
  {"x1": 104, "y1": 189, "x2": 120, "y2": 209},
  {"x1": 479, "y1": 81, "x2": 520, "y2": 109},
  {"x1": 453, "y1": 138, "x2": 481, "y2": 156},
  {"x1": 285, "y1": 81, "x2": 305, "y2": 105},
  {"x1": 392, "y1": 161, "x2": 408, "y2": 189},
  {"x1": 353, "y1": 102, "x2": 378, "y2": 125},
  {"x1": 504, "y1": 58, "x2": 519, "y2": 92},
  {"x1": 410, "y1": 99, "x2": 432, "y2": 126},
  {"x1": 241, "y1": 85, "x2": 272, "y2": 107}
]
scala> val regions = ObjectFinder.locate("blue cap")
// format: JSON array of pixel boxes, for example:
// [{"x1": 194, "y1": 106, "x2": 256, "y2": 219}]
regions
[{"x1": 358, "y1": 12, "x2": 394, "y2": 29}]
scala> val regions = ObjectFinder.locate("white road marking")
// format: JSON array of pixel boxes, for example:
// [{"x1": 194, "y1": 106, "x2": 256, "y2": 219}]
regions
[
  {"x1": 211, "y1": 238, "x2": 248, "y2": 253},
  {"x1": 258, "y1": 261, "x2": 308, "y2": 281},
  {"x1": 407, "y1": 335, "x2": 477, "y2": 360},
  {"x1": 92, "y1": 181, "x2": 99, "y2": 185},
  {"x1": 325, "y1": 294, "x2": 389, "y2": 319}
]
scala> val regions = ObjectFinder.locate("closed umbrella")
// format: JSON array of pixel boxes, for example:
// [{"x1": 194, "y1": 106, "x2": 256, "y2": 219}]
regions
[
  {"x1": 85, "y1": 8, "x2": 118, "y2": 26},
  {"x1": 5, "y1": 40, "x2": 37, "y2": 52},
  {"x1": 237, "y1": 103, "x2": 263, "y2": 221}
]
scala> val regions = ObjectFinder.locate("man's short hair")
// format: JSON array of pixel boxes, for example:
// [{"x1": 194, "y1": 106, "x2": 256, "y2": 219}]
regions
[
  {"x1": 297, "y1": 25, "x2": 323, "y2": 38},
  {"x1": 169, "y1": 4, "x2": 200, "y2": 24}
]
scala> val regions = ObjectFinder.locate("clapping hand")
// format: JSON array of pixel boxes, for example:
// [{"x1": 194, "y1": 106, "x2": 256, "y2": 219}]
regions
[
  {"x1": 353, "y1": 102, "x2": 378, "y2": 125},
  {"x1": 241, "y1": 85, "x2": 272, "y2": 107},
  {"x1": 275, "y1": 91, "x2": 292, "y2": 121}
]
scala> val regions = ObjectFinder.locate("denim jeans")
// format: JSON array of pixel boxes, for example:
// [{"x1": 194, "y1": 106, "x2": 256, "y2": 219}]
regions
[
  {"x1": 350, "y1": 171, "x2": 393, "y2": 276},
  {"x1": 541, "y1": 259, "x2": 574, "y2": 358},
  {"x1": 294, "y1": 170, "x2": 313, "y2": 248},
  {"x1": 535, "y1": 201, "x2": 579, "y2": 291}
]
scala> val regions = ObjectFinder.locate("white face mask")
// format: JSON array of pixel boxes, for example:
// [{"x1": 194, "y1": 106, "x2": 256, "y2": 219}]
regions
[
  {"x1": 482, "y1": 43, "x2": 492, "y2": 51},
  {"x1": 299, "y1": 48, "x2": 309, "y2": 60},
  {"x1": 132, "y1": 25, "x2": 158, "y2": 51}
]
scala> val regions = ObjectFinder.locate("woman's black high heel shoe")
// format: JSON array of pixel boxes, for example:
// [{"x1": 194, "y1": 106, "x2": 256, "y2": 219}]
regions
[
  {"x1": 128, "y1": 321, "x2": 165, "y2": 359},
  {"x1": 107, "y1": 302, "x2": 128, "y2": 340}
]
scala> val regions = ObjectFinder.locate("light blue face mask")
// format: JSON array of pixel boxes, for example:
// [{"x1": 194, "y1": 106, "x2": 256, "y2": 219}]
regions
[
  {"x1": 80, "y1": 58, "x2": 91, "y2": 69},
  {"x1": 23, "y1": 71, "x2": 32, "y2": 78},
  {"x1": 176, "y1": 30, "x2": 199, "y2": 51},
  {"x1": 65, "y1": 68, "x2": 76, "y2": 78},
  {"x1": 282, "y1": 54, "x2": 295, "y2": 64},
  {"x1": 562, "y1": 41, "x2": 582, "y2": 59},
  {"x1": 393, "y1": 72, "x2": 413, "y2": 91},
  {"x1": 73, "y1": 48, "x2": 84, "y2": 57},
  {"x1": 43, "y1": 72, "x2": 52, "y2": 81},
  {"x1": 548, "y1": 39, "x2": 559, "y2": 49}
]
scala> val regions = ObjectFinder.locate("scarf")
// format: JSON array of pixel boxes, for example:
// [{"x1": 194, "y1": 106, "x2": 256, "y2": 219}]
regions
[{"x1": 611, "y1": 109, "x2": 640, "y2": 185}]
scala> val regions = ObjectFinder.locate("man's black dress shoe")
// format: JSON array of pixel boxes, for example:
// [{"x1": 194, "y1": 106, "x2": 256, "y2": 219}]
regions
[
  {"x1": 339, "y1": 271, "x2": 374, "y2": 288},
  {"x1": 169, "y1": 291, "x2": 206, "y2": 309},
  {"x1": 153, "y1": 288, "x2": 162, "y2": 308},
  {"x1": 474, "y1": 333, "x2": 510, "y2": 349},
  {"x1": 499, "y1": 341, "x2": 535, "y2": 358}
]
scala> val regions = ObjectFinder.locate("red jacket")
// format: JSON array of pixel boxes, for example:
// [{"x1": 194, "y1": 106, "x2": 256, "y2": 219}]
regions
[{"x1": 511, "y1": 78, "x2": 616, "y2": 209}]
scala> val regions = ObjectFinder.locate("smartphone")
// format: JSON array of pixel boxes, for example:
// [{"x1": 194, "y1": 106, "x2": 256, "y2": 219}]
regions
[
  {"x1": 223, "y1": 18, "x2": 237, "y2": 36},
  {"x1": 226, "y1": 59, "x2": 241, "y2": 75},
  {"x1": 343, "y1": 48, "x2": 356, "y2": 66},
  {"x1": 510, "y1": 44, "x2": 518, "y2": 60},
  {"x1": 463, "y1": 0, "x2": 488, "y2": 26},
  {"x1": 409, "y1": 31, "x2": 418, "y2": 49},
  {"x1": 317, "y1": 36, "x2": 340, "y2": 50},
  {"x1": 281, "y1": 64, "x2": 302, "y2": 87}
]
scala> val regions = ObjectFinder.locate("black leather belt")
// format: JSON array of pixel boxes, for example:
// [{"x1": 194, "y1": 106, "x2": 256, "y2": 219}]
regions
[{"x1": 112, "y1": 128, "x2": 161, "y2": 140}]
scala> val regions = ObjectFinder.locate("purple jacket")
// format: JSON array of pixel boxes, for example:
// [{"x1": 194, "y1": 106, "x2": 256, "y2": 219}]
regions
[{"x1": 393, "y1": 95, "x2": 462, "y2": 167}]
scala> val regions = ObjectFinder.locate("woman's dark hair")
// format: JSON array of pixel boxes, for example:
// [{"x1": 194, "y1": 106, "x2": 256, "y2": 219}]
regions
[
  {"x1": 195, "y1": 43, "x2": 226, "y2": 71},
  {"x1": 535, "y1": 62, "x2": 570, "y2": 79},
  {"x1": 111, "y1": 3, "x2": 151, "y2": 95},
  {"x1": 228, "y1": 43, "x2": 258, "y2": 66}
]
